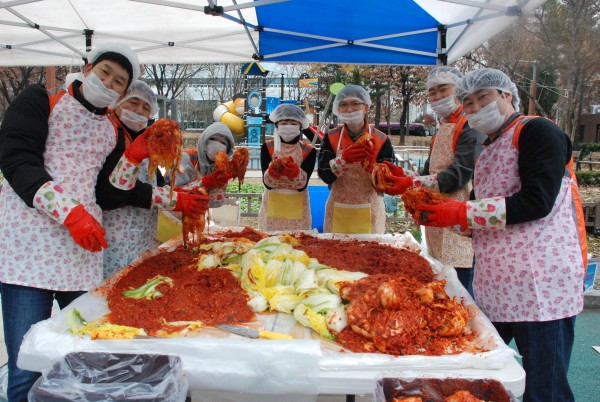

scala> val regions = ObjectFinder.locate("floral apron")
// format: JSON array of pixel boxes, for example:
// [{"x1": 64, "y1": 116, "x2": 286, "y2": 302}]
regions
[
  {"x1": 258, "y1": 142, "x2": 311, "y2": 232},
  {"x1": 103, "y1": 159, "x2": 160, "y2": 278},
  {"x1": 472, "y1": 125, "x2": 584, "y2": 322},
  {"x1": 324, "y1": 127, "x2": 385, "y2": 234},
  {"x1": 0, "y1": 94, "x2": 115, "y2": 291},
  {"x1": 425, "y1": 122, "x2": 474, "y2": 268}
]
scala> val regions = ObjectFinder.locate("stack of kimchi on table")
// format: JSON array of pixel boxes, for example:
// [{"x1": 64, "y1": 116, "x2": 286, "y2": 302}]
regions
[{"x1": 18, "y1": 227, "x2": 518, "y2": 396}]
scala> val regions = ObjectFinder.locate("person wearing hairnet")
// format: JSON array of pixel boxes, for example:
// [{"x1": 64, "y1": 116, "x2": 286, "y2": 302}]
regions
[
  {"x1": 383, "y1": 67, "x2": 485, "y2": 296},
  {"x1": 0, "y1": 42, "x2": 139, "y2": 401},
  {"x1": 258, "y1": 104, "x2": 317, "y2": 231},
  {"x1": 318, "y1": 84, "x2": 394, "y2": 234},
  {"x1": 95, "y1": 80, "x2": 208, "y2": 278},
  {"x1": 413, "y1": 68, "x2": 586, "y2": 402}
]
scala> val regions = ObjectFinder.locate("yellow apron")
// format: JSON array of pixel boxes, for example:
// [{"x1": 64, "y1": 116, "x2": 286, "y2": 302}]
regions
[
  {"x1": 323, "y1": 126, "x2": 386, "y2": 234},
  {"x1": 258, "y1": 141, "x2": 312, "y2": 232},
  {"x1": 332, "y1": 202, "x2": 372, "y2": 234},
  {"x1": 267, "y1": 189, "x2": 304, "y2": 220},
  {"x1": 156, "y1": 211, "x2": 182, "y2": 243}
]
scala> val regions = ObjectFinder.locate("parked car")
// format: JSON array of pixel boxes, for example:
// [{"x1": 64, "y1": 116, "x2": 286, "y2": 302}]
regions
[
  {"x1": 376, "y1": 122, "x2": 430, "y2": 137},
  {"x1": 409, "y1": 123, "x2": 430, "y2": 137}
]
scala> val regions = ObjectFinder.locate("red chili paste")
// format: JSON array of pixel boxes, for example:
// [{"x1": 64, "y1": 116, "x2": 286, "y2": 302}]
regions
[{"x1": 293, "y1": 233, "x2": 434, "y2": 282}]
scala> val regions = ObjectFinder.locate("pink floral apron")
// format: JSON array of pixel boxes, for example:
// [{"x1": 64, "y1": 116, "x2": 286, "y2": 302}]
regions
[
  {"x1": 103, "y1": 159, "x2": 160, "y2": 278},
  {"x1": 323, "y1": 127, "x2": 386, "y2": 234},
  {"x1": 0, "y1": 94, "x2": 116, "y2": 291},
  {"x1": 258, "y1": 142, "x2": 311, "y2": 232},
  {"x1": 425, "y1": 122, "x2": 474, "y2": 268},
  {"x1": 472, "y1": 125, "x2": 584, "y2": 322}
]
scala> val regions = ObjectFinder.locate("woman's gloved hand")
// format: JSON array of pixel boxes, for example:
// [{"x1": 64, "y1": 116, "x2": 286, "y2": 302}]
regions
[
  {"x1": 382, "y1": 175, "x2": 414, "y2": 196},
  {"x1": 173, "y1": 189, "x2": 209, "y2": 218},
  {"x1": 123, "y1": 130, "x2": 150, "y2": 165},
  {"x1": 341, "y1": 143, "x2": 366, "y2": 164},
  {"x1": 418, "y1": 199, "x2": 467, "y2": 230},
  {"x1": 63, "y1": 205, "x2": 108, "y2": 252},
  {"x1": 201, "y1": 169, "x2": 231, "y2": 190},
  {"x1": 267, "y1": 161, "x2": 283, "y2": 180},
  {"x1": 282, "y1": 161, "x2": 300, "y2": 179},
  {"x1": 382, "y1": 160, "x2": 406, "y2": 177}
]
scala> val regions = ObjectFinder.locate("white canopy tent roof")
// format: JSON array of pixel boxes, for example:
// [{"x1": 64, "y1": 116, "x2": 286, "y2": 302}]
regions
[{"x1": 0, "y1": 0, "x2": 545, "y2": 67}]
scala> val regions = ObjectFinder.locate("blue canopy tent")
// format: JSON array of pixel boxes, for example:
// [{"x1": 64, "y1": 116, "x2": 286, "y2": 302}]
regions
[
  {"x1": 0, "y1": 0, "x2": 546, "y2": 67},
  {"x1": 257, "y1": 0, "x2": 440, "y2": 65}
]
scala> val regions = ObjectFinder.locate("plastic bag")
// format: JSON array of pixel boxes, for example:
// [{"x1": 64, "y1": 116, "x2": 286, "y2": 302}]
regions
[{"x1": 28, "y1": 352, "x2": 188, "y2": 402}]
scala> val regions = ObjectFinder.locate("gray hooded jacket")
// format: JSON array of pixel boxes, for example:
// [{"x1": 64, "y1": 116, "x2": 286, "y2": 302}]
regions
[{"x1": 197, "y1": 122, "x2": 236, "y2": 207}]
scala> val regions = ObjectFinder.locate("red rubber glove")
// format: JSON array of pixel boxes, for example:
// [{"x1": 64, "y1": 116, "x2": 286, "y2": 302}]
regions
[
  {"x1": 267, "y1": 162, "x2": 283, "y2": 180},
  {"x1": 174, "y1": 190, "x2": 209, "y2": 218},
  {"x1": 382, "y1": 160, "x2": 406, "y2": 177},
  {"x1": 341, "y1": 143, "x2": 366, "y2": 164},
  {"x1": 201, "y1": 169, "x2": 231, "y2": 190},
  {"x1": 382, "y1": 175, "x2": 414, "y2": 196},
  {"x1": 63, "y1": 205, "x2": 108, "y2": 252},
  {"x1": 418, "y1": 200, "x2": 468, "y2": 230},
  {"x1": 282, "y1": 161, "x2": 300, "y2": 179},
  {"x1": 124, "y1": 130, "x2": 149, "y2": 165},
  {"x1": 364, "y1": 144, "x2": 377, "y2": 164}
]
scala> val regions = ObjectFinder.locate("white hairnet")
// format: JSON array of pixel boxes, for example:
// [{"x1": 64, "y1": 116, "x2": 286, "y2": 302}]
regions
[
  {"x1": 269, "y1": 104, "x2": 309, "y2": 129},
  {"x1": 333, "y1": 84, "x2": 371, "y2": 117},
  {"x1": 86, "y1": 42, "x2": 140, "y2": 87},
  {"x1": 456, "y1": 68, "x2": 521, "y2": 110},
  {"x1": 427, "y1": 66, "x2": 463, "y2": 90},
  {"x1": 118, "y1": 80, "x2": 159, "y2": 116}
]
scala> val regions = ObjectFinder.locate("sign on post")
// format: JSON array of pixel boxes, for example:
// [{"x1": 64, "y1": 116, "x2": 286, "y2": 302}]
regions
[{"x1": 299, "y1": 78, "x2": 319, "y2": 88}]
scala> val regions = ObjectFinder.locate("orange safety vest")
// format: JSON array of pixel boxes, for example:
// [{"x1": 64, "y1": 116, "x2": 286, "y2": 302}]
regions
[
  {"x1": 429, "y1": 106, "x2": 468, "y2": 154},
  {"x1": 510, "y1": 115, "x2": 588, "y2": 269},
  {"x1": 326, "y1": 124, "x2": 388, "y2": 155},
  {"x1": 265, "y1": 139, "x2": 314, "y2": 160}
]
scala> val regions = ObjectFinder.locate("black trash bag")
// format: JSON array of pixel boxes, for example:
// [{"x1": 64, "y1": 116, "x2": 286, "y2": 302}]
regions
[{"x1": 28, "y1": 352, "x2": 188, "y2": 402}]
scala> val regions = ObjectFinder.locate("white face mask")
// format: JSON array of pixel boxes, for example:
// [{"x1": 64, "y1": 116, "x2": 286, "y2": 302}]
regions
[
  {"x1": 119, "y1": 108, "x2": 148, "y2": 132},
  {"x1": 277, "y1": 125, "x2": 301, "y2": 142},
  {"x1": 466, "y1": 96, "x2": 508, "y2": 134},
  {"x1": 430, "y1": 95, "x2": 459, "y2": 119},
  {"x1": 206, "y1": 140, "x2": 228, "y2": 161},
  {"x1": 81, "y1": 72, "x2": 122, "y2": 109},
  {"x1": 338, "y1": 110, "x2": 365, "y2": 126}
]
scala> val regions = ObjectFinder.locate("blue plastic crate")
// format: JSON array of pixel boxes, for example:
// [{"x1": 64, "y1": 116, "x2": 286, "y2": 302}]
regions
[{"x1": 308, "y1": 185, "x2": 329, "y2": 233}]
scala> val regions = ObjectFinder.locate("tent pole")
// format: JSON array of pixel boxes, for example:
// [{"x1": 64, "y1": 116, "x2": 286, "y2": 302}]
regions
[
  {"x1": 437, "y1": 25, "x2": 447, "y2": 66},
  {"x1": 84, "y1": 29, "x2": 93, "y2": 62}
]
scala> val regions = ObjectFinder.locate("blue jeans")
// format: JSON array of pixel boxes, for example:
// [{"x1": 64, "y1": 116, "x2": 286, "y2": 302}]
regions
[
  {"x1": 493, "y1": 316, "x2": 576, "y2": 402},
  {"x1": 455, "y1": 266, "x2": 474, "y2": 298},
  {"x1": 0, "y1": 283, "x2": 84, "y2": 402}
]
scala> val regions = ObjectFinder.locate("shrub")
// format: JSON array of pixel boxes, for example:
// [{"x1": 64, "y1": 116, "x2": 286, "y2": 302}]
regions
[
  {"x1": 576, "y1": 143, "x2": 600, "y2": 160},
  {"x1": 226, "y1": 182, "x2": 264, "y2": 214},
  {"x1": 576, "y1": 171, "x2": 600, "y2": 185}
]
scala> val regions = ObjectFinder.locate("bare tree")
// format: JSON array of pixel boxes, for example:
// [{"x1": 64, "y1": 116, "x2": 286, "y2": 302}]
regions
[
  {"x1": 203, "y1": 63, "x2": 245, "y2": 103},
  {"x1": 0, "y1": 66, "x2": 72, "y2": 120},
  {"x1": 144, "y1": 64, "x2": 207, "y2": 99},
  {"x1": 532, "y1": 0, "x2": 600, "y2": 137}
]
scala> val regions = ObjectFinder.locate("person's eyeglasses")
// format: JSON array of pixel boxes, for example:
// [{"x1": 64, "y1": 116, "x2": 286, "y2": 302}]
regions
[{"x1": 338, "y1": 102, "x2": 365, "y2": 111}]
